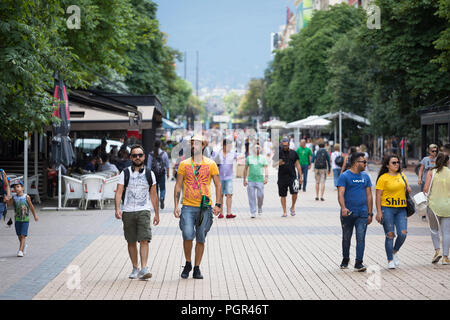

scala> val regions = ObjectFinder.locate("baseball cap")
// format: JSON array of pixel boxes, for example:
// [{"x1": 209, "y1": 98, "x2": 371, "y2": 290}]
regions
[
  {"x1": 11, "y1": 180, "x2": 24, "y2": 187},
  {"x1": 281, "y1": 137, "x2": 289, "y2": 143}
]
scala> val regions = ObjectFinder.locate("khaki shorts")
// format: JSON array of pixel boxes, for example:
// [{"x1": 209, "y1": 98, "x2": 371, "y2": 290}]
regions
[
  {"x1": 122, "y1": 210, "x2": 152, "y2": 243},
  {"x1": 314, "y1": 169, "x2": 327, "y2": 183}
]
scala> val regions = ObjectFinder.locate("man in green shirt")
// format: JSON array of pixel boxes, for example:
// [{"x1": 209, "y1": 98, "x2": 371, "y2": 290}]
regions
[
  {"x1": 296, "y1": 139, "x2": 313, "y2": 192},
  {"x1": 243, "y1": 143, "x2": 268, "y2": 218}
]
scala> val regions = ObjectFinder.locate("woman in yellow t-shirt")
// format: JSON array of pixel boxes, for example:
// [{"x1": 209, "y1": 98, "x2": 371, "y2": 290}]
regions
[{"x1": 376, "y1": 155, "x2": 412, "y2": 270}]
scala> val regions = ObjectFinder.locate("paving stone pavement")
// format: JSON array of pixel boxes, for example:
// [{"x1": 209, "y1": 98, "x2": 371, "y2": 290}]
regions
[{"x1": 0, "y1": 165, "x2": 449, "y2": 300}]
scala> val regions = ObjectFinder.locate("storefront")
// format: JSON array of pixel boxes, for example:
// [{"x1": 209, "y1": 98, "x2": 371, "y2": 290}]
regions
[{"x1": 419, "y1": 97, "x2": 450, "y2": 158}]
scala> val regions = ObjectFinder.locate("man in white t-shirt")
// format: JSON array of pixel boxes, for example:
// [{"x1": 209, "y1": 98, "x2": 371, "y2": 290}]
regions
[{"x1": 115, "y1": 144, "x2": 160, "y2": 281}]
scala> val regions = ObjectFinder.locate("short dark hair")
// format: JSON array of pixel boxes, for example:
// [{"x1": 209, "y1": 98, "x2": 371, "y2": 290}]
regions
[
  {"x1": 130, "y1": 144, "x2": 145, "y2": 154},
  {"x1": 350, "y1": 152, "x2": 366, "y2": 166},
  {"x1": 154, "y1": 140, "x2": 161, "y2": 149},
  {"x1": 319, "y1": 143, "x2": 325, "y2": 148}
]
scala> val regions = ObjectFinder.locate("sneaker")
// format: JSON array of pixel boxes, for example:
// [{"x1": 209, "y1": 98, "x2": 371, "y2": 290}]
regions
[
  {"x1": 315, "y1": 197, "x2": 319, "y2": 201},
  {"x1": 23, "y1": 244, "x2": 28, "y2": 255},
  {"x1": 129, "y1": 266, "x2": 140, "y2": 279},
  {"x1": 442, "y1": 257, "x2": 450, "y2": 265},
  {"x1": 388, "y1": 260, "x2": 396, "y2": 269},
  {"x1": 160, "y1": 198, "x2": 165, "y2": 210},
  {"x1": 258, "y1": 208, "x2": 262, "y2": 215},
  {"x1": 218, "y1": 213, "x2": 224, "y2": 219},
  {"x1": 281, "y1": 213, "x2": 287, "y2": 217},
  {"x1": 340, "y1": 258, "x2": 350, "y2": 269},
  {"x1": 226, "y1": 214, "x2": 236, "y2": 219},
  {"x1": 138, "y1": 266, "x2": 152, "y2": 280},
  {"x1": 290, "y1": 208, "x2": 296, "y2": 216},
  {"x1": 432, "y1": 250, "x2": 442, "y2": 264},
  {"x1": 193, "y1": 266, "x2": 203, "y2": 279},
  {"x1": 181, "y1": 262, "x2": 192, "y2": 279},
  {"x1": 320, "y1": 198, "x2": 325, "y2": 201},
  {"x1": 250, "y1": 213, "x2": 256, "y2": 219},
  {"x1": 393, "y1": 253, "x2": 400, "y2": 267},
  {"x1": 354, "y1": 261, "x2": 367, "y2": 272},
  {"x1": 17, "y1": 251, "x2": 24, "y2": 257}
]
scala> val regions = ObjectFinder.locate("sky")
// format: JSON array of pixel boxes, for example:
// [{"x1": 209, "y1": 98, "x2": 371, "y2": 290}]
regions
[{"x1": 154, "y1": 0, "x2": 294, "y2": 90}]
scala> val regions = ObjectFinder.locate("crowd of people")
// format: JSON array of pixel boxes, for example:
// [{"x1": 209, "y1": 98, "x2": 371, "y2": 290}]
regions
[{"x1": 2, "y1": 133, "x2": 449, "y2": 282}]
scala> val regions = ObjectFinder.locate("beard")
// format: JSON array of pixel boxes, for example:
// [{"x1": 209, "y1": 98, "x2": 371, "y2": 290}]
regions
[{"x1": 191, "y1": 147, "x2": 203, "y2": 157}]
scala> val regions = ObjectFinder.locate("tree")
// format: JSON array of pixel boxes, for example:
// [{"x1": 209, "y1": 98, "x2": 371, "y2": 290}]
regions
[
  {"x1": 432, "y1": 0, "x2": 450, "y2": 71},
  {"x1": 223, "y1": 91, "x2": 243, "y2": 117},
  {"x1": 237, "y1": 79, "x2": 265, "y2": 119}
]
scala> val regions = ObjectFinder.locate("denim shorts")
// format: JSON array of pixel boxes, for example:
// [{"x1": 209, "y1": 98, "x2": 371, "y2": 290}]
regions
[
  {"x1": 221, "y1": 179, "x2": 233, "y2": 195},
  {"x1": 15, "y1": 221, "x2": 29, "y2": 236},
  {"x1": 0, "y1": 202, "x2": 5, "y2": 220},
  {"x1": 179, "y1": 205, "x2": 213, "y2": 243}
]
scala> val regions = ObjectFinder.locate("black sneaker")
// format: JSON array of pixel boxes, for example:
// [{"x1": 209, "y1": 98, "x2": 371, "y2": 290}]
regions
[
  {"x1": 340, "y1": 258, "x2": 350, "y2": 269},
  {"x1": 354, "y1": 260, "x2": 367, "y2": 272},
  {"x1": 160, "y1": 198, "x2": 165, "y2": 210},
  {"x1": 193, "y1": 266, "x2": 203, "y2": 279},
  {"x1": 181, "y1": 262, "x2": 192, "y2": 279}
]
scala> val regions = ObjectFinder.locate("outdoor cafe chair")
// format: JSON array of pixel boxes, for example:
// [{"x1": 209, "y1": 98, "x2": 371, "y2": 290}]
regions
[
  {"x1": 82, "y1": 175, "x2": 105, "y2": 210},
  {"x1": 27, "y1": 174, "x2": 41, "y2": 204},
  {"x1": 101, "y1": 176, "x2": 119, "y2": 207},
  {"x1": 62, "y1": 175, "x2": 83, "y2": 208}
]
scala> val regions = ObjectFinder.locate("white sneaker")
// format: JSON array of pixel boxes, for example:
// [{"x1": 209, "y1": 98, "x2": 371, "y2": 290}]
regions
[
  {"x1": 250, "y1": 213, "x2": 256, "y2": 219},
  {"x1": 17, "y1": 251, "x2": 24, "y2": 257},
  {"x1": 258, "y1": 208, "x2": 262, "y2": 215},
  {"x1": 23, "y1": 244, "x2": 28, "y2": 255},
  {"x1": 393, "y1": 253, "x2": 400, "y2": 266},
  {"x1": 388, "y1": 260, "x2": 396, "y2": 269},
  {"x1": 129, "y1": 267, "x2": 140, "y2": 279}
]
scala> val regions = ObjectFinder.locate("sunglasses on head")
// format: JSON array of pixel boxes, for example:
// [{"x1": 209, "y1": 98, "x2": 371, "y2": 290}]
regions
[{"x1": 131, "y1": 153, "x2": 144, "y2": 158}]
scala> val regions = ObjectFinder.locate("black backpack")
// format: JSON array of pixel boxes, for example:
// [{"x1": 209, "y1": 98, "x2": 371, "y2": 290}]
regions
[
  {"x1": 122, "y1": 167, "x2": 153, "y2": 202},
  {"x1": 334, "y1": 154, "x2": 344, "y2": 167},
  {"x1": 150, "y1": 152, "x2": 166, "y2": 178},
  {"x1": 314, "y1": 149, "x2": 328, "y2": 169}
]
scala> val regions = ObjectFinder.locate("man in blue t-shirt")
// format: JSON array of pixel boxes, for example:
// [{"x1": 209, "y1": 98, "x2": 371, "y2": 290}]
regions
[{"x1": 337, "y1": 152, "x2": 373, "y2": 272}]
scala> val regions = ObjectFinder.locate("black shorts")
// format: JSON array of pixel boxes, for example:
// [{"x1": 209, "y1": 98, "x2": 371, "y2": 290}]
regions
[{"x1": 277, "y1": 178, "x2": 298, "y2": 197}]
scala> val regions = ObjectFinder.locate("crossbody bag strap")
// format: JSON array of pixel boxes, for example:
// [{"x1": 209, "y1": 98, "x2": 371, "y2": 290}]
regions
[
  {"x1": 426, "y1": 169, "x2": 437, "y2": 198},
  {"x1": 399, "y1": 172, "x2": 409, "y2": 196}
]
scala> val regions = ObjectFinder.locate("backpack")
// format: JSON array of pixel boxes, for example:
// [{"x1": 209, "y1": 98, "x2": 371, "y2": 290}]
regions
[
  {"x1": 334, "y1": 153, "x2": 344, "y2": 167},
  {"x1": 150, "y1": 152, "x2": 166, "y2": 178},
  {"x1": 314, "y1": 149, "x2": 328, "y2": 169},
  {"x1": 0, "y1": 169, "x2": 7, "y2": 196},
  {"x1": 122, "y1": 167, "x2": 153, "y2": 202}
]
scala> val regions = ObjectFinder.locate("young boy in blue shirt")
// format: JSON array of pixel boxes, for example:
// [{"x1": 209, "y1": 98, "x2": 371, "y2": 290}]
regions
[
  {"x1": 337, "y1": 152, "x2": 373, "y2": 271},
  {"x1": 7, "y1": 181, "x2": 39, "y2": 257}
]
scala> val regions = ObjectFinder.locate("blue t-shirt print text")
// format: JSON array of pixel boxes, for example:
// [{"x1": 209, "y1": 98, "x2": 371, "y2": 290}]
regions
[{"x1": 337, "y1": 170, "x2": 372, "y2": 217}]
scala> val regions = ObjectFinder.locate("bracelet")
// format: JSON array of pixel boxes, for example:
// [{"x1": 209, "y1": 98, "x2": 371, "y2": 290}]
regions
[{"x1": 215, "y1": 203, "x2": 222, "y2": 208}]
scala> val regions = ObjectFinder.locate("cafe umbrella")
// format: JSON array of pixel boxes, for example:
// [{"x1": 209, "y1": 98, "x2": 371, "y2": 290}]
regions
[{"x1": 43, "y1": 72, "x2": 76, "y2": 211}]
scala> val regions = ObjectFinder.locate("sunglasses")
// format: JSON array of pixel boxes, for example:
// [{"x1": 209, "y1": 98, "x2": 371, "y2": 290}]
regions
[
  {"x1": 131, "y1": 153, "x2": 144, "y2": 158},
  {"x1": 195, "y1": 165, "x2": 200, "y2": 176},
  {"x1": 431, "y1": 150, "x2": 438, "y2": 153},
  {"x1": 390, "y1": 161, "x2": 400, "y2": 165},
  {"x1": 357, "y1": 160, "x2": 367, "y2": 164}
]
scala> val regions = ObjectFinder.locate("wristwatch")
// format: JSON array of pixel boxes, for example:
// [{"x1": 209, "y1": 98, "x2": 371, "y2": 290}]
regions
[
  {"x1": 215, "y1": 203, "x2": 222, "y2": 208},
  {"x1": 368, "y1": 213, "x2": 374, "y2": 217}
]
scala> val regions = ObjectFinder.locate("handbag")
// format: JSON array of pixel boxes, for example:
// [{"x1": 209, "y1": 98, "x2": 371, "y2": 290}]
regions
[
  {"x1": 412, "y1": 170, "x2": 436, "y2": 207},
  {"x1": 399, "y1": 173, "x2": 415, "y2": 217}
]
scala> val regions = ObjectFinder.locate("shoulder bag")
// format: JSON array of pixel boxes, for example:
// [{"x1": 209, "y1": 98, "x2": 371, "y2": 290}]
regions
[{"x1": 399, "y1": 173, "x2": 415, "y2": 217}]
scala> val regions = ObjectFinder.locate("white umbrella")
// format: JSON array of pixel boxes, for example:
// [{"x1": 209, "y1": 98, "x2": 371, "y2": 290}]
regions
[
  {"x1": 286, "y1": 115, "x2": 320, "y2": 129},
  {"x1": 301, "y1": 117, "x2": 331, "y2": 129},
  {"x1": 261, "y1": 119, "x2": 287, "y2": 129}
]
